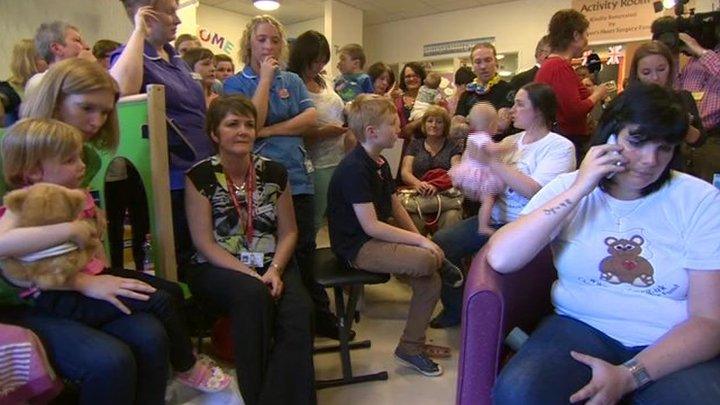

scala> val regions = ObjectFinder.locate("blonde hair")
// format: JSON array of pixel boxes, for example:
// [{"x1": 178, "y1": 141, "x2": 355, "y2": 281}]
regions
[
  {"x1": 21, "y1": 58, "x2": 119, "y2": 151},
  {"x1": 346, "y1": 94, "x2": 397, "y2": 142},
  {"x1": 239, "y1": 15, "x2": 288, "y2": 66},
  {"x1": 9, "y1": 39, "x2": 43, "y2": 88},
  {"x1": 420, "y1": 105, "x2": 451, "y2": 138},
  {"x1": 467, "y1": 102, "x2": 498, "y2": 133},
  {"x1": 2, "y1": 118, "x2": 83, "y2": 189}
]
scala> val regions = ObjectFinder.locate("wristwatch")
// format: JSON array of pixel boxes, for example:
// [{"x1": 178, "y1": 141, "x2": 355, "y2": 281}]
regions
[{"x1": 622, "y1": 358, "x2": 652, "y2": 389}]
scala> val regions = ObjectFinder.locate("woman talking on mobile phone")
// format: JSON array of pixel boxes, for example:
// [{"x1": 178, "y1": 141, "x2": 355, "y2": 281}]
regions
[{"x1": 489, "y1": 83, "x2": 720, "y2": 404}]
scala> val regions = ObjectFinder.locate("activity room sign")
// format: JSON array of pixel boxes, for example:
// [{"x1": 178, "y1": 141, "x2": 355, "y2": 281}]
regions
[{"x1": 572, "y1": 0, "x2": 657, "y2": 43}]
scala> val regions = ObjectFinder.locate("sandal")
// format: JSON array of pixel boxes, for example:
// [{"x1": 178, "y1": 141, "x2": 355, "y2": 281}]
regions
[
  {"x1": 423, "y1": 344, "x2": 451, "y2": 359},
  {"x1": 177, "y1": 354, "x2": 231, "y2": 393}
]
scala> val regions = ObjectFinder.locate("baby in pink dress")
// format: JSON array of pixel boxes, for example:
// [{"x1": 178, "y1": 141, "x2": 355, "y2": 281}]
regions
[{"x1": 449, "y1": 103, "x2": 513, "y2": 235}]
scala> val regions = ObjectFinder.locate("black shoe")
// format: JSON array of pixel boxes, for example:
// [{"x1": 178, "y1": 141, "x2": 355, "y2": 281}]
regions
[
  {"x1": 316, "y1": 317, "x2": 356, "y2": 341},
  {"x1": 440, "y1": 258, "x2": 464, "y2": 288},
  {"x1": 429, "y1": 312, "x2": 460, "y2": 329}
]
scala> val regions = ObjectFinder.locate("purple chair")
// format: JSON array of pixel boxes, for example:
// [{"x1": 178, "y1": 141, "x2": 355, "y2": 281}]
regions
[{"x1": 456, "y1": 246, "x2": 556, "y2": 405}]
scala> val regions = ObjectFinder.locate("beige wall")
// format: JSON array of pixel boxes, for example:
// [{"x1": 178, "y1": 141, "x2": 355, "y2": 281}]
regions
[
  {"x1": 285, "y1": 17, "x2": 324, "y2": 39},
  {"x1": 197, "y1": 4, "x2": 251, "y2": 70},
  {"x1": 363, "y1": 0, "x2": 569, "y2": 73}
]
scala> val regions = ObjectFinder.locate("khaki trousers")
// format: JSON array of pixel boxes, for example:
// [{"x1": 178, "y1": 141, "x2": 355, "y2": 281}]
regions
[{"x1": 353, "y1": 239, "x2": 441, "y2": 355}]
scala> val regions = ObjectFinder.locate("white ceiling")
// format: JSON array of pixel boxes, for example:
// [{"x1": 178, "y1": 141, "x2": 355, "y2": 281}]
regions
[
  {"x1": 199, "y1": 0, "x2": 517, "y2": 26},
  {"x1": 200, "y1": 0, "x2": 325, "y2": 24}
]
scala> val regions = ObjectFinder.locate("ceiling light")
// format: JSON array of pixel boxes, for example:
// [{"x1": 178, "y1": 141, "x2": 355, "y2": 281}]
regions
[
  {"x1": 253, "y1": 0, "x2": 280, "y2": 11},
  {"x1": 662, "y1": 0, "x2": 677, "y2": 8}
]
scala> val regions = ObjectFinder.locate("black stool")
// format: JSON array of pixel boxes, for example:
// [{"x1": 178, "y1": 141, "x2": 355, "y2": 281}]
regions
[{"x1": 313, "y1": 247, "x2": 390, "y2": 389}]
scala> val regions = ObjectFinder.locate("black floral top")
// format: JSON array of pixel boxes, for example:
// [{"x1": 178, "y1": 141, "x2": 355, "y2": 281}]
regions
[{"x1": 186, "y1": 154, "x2": 287, "y2": 268}]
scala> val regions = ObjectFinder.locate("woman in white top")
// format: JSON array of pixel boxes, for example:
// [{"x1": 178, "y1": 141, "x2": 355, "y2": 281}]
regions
[
  {"x1": 430, "y1": 82, "x2": 576, "y2": 328},
  {"x1": 488, "y1": 83, "x2": 720, "y2": 404},
  {"x1": 287, "y1": 30, "x2": 349, "y2": 232}
]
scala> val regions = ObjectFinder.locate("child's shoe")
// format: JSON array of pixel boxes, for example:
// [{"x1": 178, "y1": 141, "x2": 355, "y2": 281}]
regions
[
  {"x1": 177, "y1": 354, "x2": 231, "y2": 393},
  {"x1": 394, "y1": 348, "x2": 443, "y2": 377}
]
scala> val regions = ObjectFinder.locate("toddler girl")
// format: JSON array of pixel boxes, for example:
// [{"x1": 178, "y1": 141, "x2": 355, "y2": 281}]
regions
[{"x1": 449, "y1": 103, "x2": 512, "y2": 235}]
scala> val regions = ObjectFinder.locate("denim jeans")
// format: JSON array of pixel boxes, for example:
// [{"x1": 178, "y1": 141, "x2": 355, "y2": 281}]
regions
[
  {"x1": 33, "y1": 268, "x2": 195, "y2": 373},
  {"x1": 0, "y1": 306, "x2": 169, "y2": 405},
  {"x1": 493, "y1": 314, "x2": 720, "y2": 405},
  {"x1": 431, "y1": 215, "x2": 494, "y2": 323}
]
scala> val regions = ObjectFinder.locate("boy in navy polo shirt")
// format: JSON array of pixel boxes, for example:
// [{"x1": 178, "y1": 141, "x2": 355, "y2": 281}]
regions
[{"x1": 327, "y1": 94, "x2": 461, "y2": 376}]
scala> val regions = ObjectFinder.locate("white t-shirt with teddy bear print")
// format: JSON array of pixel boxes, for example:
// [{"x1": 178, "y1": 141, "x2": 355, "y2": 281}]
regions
[{"x1": 521, "y1": 170, "x2": 720, "y2": 347}]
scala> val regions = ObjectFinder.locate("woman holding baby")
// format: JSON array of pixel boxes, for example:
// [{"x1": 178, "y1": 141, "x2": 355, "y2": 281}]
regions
[{"x1": 429, "y1": 82, "x2": 576, "y2": 328}]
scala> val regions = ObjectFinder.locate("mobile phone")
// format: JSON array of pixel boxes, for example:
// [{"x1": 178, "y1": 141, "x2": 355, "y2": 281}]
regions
[{"x1": 605, "y1": 134, "x2": 621, "y2": 179}]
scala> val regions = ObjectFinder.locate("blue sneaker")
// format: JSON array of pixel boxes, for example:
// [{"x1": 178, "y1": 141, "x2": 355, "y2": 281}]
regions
[{"x1": 394, "y1": 349, "x2": 443, "y2": 377}]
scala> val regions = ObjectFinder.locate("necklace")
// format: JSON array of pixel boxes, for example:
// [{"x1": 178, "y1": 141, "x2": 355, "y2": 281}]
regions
[
  {"x1": 600, "y1": 191, "x2": 648, "y2": 229},
  {"x1": 424, "y1": 138, "x2": 444, "y2": 156},
  {"x1": 224, "y1": 160, "x2": 256, "y2": 244}
]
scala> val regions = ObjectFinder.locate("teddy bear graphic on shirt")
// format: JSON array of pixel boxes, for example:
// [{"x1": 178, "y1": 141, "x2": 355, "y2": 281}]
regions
[{"x1": 598, "y1": 235, "x2": 655, "y2": 287}]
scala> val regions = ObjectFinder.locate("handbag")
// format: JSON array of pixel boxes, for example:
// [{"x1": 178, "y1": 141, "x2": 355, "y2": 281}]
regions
[
  {"x1": 421, "y1": 168, "x2": 453, "y2": 191},
  {"x1": 398, "y1": 187, "x2": 463, "y2": 226}
]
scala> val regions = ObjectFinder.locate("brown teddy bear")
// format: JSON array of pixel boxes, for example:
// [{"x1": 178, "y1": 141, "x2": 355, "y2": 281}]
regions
[
  {"x1": 1, "y1": 183, "x2": 101, "y2": 289},
  {"x1": 599, "y1": 235, "x2": 655, "y2": 287}
]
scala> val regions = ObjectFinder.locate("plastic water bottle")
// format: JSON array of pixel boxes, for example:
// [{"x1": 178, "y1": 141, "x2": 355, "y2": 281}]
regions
[{"x1": 142, "y1": 234, "x2": 155, "y2": 276}]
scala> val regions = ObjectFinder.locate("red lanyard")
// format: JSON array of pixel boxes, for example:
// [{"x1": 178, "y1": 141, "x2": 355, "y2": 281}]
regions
[{"x1": 225, "y1": 160, "x2": 255, "y2": 244}]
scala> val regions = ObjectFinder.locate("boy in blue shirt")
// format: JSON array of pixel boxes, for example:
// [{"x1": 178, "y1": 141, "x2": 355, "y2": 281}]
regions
[
  {"x1": 334, "y1": 44, "x2": 374, "y2": 103},
  {"x1": 327, "y1": 94, "x2": 463, "y2": 377}
]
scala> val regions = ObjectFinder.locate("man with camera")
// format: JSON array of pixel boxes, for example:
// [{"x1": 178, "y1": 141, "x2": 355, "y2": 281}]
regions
[{"x1": 652, "y1": 15, "x2": 720, "y2": 185}]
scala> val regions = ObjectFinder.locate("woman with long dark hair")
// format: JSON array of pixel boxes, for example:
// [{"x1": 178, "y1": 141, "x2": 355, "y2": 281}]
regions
[{"x1": 287, "y1": 30, "x2": 349, "y2": 233}]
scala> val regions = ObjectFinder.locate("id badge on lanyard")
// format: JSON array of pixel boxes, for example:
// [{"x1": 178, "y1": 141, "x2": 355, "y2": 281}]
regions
[
  {"x1": 226, "y1": 161, "x2": 260, "y2": 261},
  {"x1": 240, "y1": 251, "x2": 265, "y2": 267}
]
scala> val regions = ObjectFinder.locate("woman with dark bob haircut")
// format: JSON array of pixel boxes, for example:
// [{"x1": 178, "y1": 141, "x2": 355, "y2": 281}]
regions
[
  {"x1": 367, "y1": 62, "x2": 395, "y2": 96},
  {"x1": 185, "y1": 95, "x2": 315, "y2": 405},
  {"x1": 488, "y1": 83, "x2": 720, "y2": 404},
  {"x1": 536, "y1": 9, "x2": 609, "y2": 160}
]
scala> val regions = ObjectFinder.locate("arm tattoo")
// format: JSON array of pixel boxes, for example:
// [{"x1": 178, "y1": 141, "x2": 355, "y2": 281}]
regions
[{"x1": 542, "y1": 198, "x2": 573, "y2": 215}]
